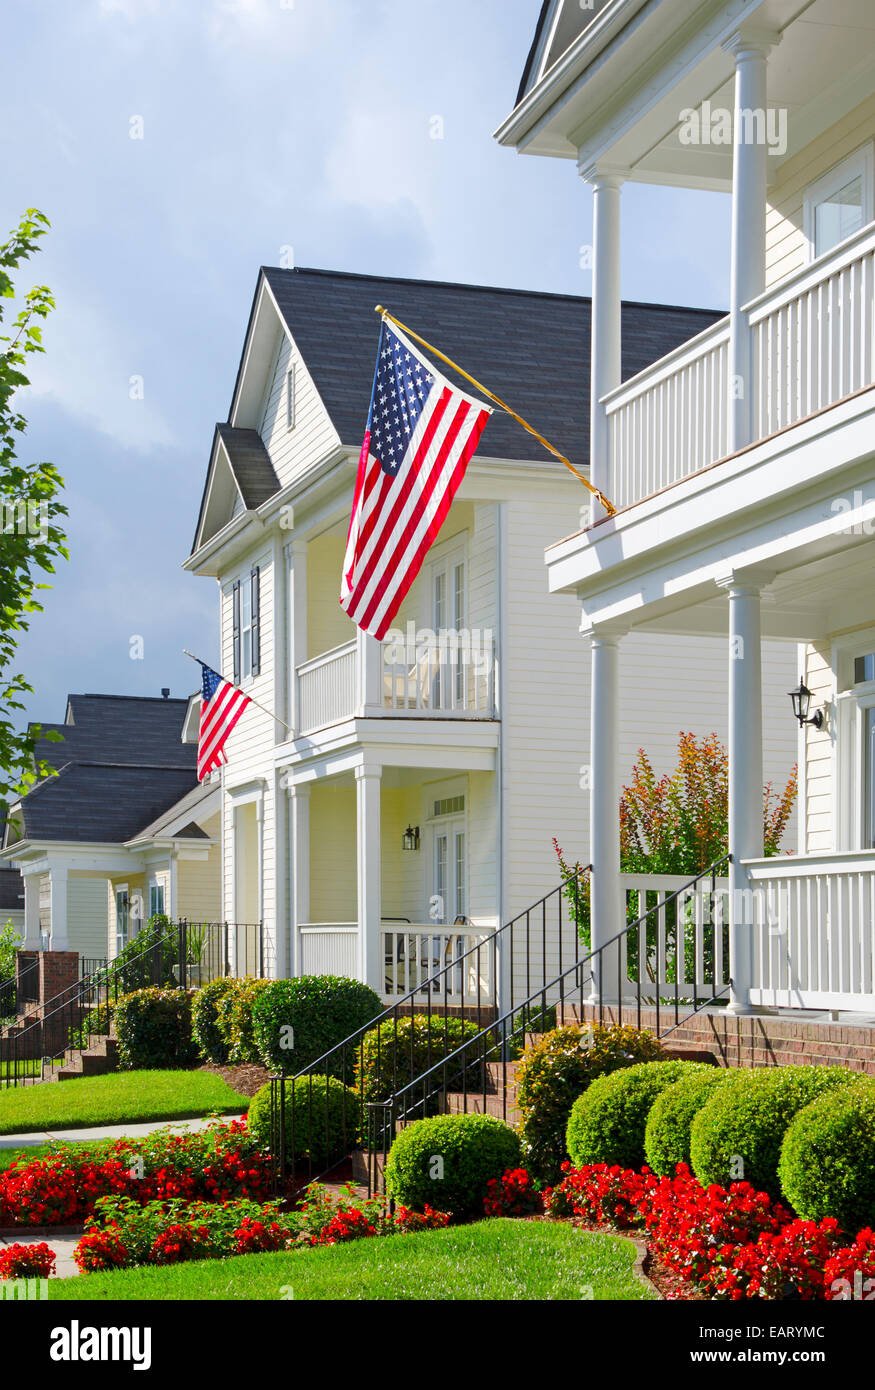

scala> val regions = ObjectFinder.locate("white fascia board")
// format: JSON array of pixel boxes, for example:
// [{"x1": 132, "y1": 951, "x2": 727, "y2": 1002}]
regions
[
  {"x1": 276, "y1": 720, "x2": 500, "y2": 779},
  {"x1": 5, "y1": 843, "x2": 139, "y2": 874},
  {"x1": 546, "y1": 388, "x2": 875, "y2": 625}
]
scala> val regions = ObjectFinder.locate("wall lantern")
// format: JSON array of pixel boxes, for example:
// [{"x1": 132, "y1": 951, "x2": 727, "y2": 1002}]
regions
[
  {"x1": 789, "y1": 677, "x2": 824, "y2": 730},
  {"x1": 402, "y1": 825, "x2": 421, "y2": 852}
]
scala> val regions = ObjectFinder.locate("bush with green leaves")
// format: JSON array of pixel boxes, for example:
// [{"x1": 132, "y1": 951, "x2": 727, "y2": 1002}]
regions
[
  {"x1": 113, "y1": 988, "x2": 197, "y2": 1071},
  {"x1": 0, "y1": 920, "x2": 22, "y2": 985},
  {"x1": 778, "y1": 1079, "x2": 875, "y2": 1229},
  {"x1": 515, "y1": 1023, "x2": 666, "y2": 1181},
  {"x1": 355, "y1": 1014, "x2": 482, "y2": 1110},
  {"x1": 566, "y1": 1059, "x2": 703, "y2": 1171},
  {"x1": 109, "y1": 915, "x2": 178, "y2": 993},
  {"x1": 644, "y1": 1065, "x2": 726, "y2": 1175},
  {"x1": 191, "y1": 978, "x2": 237, "y2": 1064},
  {"x1": 248, "y1": 1075, "x2": 360, "y2": 1168},
  {"x1": 253, "y1": 975, "x2": 383, "y2": 1080},
  {"x1": 385, "y1": 1113, "x2": 522, "y2": 1216},
  {"x1": 216, "y1": 977, "x2": 272, "y2": 1065},
  {"x1": 690, "y1": 1065, "x2": 855, "y2": 1197}
]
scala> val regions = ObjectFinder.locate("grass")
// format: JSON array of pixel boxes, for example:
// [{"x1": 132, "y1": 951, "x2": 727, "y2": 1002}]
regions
[
  {"x1": 0, "y1": 1137, "x2": 112, "y2": 1173},
  {"x1": 0, "y1": 1070, "x2": 249, "y2": 1134},
  {"x1": 51, "y1": 1219, "x2": 656, "y2": 1302}
]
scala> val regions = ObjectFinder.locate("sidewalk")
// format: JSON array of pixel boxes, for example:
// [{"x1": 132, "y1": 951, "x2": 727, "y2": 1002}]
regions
[{"x1": 0, "y1": 1114, "x2": 220, "y2": 1151}]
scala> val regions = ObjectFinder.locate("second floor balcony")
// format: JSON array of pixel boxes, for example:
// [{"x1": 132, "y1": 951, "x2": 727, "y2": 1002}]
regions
[
  {"x1": 606, "y1": 223, "x2": 875, "y2": 512},
  {"x1": 295, "y1": 629, "x2": 497, "y2": 737}
]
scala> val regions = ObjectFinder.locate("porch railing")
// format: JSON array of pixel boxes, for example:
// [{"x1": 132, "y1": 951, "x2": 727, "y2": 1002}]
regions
[
  {"x1": 298, "y1": 924, "x2": 358, "y2": 978},
  {"x1": 606, "y1": 221, "x2": 875, "y2": 508},
  {"x1": 382, "y1": 923, "x2": 496, "y2": 1004},
  {"x1": 746, "y1": 851, "x2": 875, "y2": 1012},
  {"x1": 297, "y1": 641, "x2": 357, "y2": 734}
]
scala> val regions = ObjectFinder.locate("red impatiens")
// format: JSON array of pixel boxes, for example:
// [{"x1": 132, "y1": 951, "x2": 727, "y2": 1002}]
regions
[
  {"x1": 483, "y1": 1168, "x2": 543, "y2": 1218},
  {"x1": 0, "y1": 1241, "x2": 56, "y2": 1279}
]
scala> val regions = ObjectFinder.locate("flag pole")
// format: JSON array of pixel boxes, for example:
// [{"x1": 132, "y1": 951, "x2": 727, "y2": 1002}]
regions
[
  {"x1": 182, "y1": 650, "x2": 296, "y2": 735},
  {"x1": 374, "y1": 304, "x2": 617, "y2": 518}
]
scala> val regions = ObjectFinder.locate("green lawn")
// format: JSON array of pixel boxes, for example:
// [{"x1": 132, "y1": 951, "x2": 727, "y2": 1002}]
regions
[
  {"x1": 51, "y1": 1219, "x2": 656, "y2": 1302},
  {"x1": 0, "y1": 1137, "x2": 112, "y2": 1173},
  {"x1": 0, "y1": 1070, "x2": 249, "y2": 1134}
]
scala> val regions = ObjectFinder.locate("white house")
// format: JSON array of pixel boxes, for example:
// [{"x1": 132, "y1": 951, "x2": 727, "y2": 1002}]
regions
[
  {"x1": 498, "y1": 0, "x2": 875, "y2": 1016},
  {"x1": 185, "y1": 266, "x2": 797, "y2": 1003}
]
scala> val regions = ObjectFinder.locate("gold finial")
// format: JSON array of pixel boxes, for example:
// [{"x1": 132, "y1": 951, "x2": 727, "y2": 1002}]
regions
[{"x1": 375, "y1": 304, "x2": 386, "y2": 316}]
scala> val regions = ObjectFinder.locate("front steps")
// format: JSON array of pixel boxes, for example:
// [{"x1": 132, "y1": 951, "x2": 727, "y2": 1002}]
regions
[{"x1": 51, "y1": 1035, "x2": 119, "y2": 1083}]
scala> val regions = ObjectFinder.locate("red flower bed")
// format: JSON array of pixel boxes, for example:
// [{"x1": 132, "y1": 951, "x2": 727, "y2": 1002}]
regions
[
  {"x1": 0, "y1": 1241, "x2": 56, "y2": 1279},
  {"x1": 484, "y1": 1168, "x2": 543, "y2": 1218},
  {"x1": 546, "y1": 1160, "x2": 867, "y2": 1301}
]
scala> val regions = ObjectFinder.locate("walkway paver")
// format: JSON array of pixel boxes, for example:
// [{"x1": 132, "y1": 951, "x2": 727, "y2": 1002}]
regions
[{"x1": 0, "y1": 1114, "x2": 221, "y2": 1150}]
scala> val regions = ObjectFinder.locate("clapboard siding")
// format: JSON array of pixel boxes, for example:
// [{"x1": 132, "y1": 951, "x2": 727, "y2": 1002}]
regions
[
  {"x1": 765, "y1": 95, "x2": 875, "y2": 289},
  {"x1": 258, "y1": 330, "x2": 341, "y2": 491},
  {"x1": 66, "y1": 877, "x2": 110, "y2": 961}
]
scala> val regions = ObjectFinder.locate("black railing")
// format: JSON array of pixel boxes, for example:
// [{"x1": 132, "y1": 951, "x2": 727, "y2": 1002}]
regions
[
  {"x1": 268, "y1": 870, "x2": 592, "y2": 1195},
  {"x1": 0, "y1": 918, "x2": 266, "y2": 1088},
  {"x1": 0, "y1": 955, "x2": 40, "y2": 1021},
  {"x1": 364, "y1": 857, "x2": 732, "y2": 1191}
]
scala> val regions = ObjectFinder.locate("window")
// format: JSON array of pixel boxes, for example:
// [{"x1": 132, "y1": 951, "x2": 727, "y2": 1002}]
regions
[
  {"x1": 232, "y1": 566, "x2": 261, "y2": 683},
  {"x1": 804, "y1": 147, "x2": 874, "y2": 260},
  {"x1": 116, "y1": 888, "x2": 129, "y2": 955},
  {"x1": 286, "y1": 365, "x2": 296, "y2": 430},
  {"x1": 149, "y1": 882, "x2": 165, "y2": 919}
]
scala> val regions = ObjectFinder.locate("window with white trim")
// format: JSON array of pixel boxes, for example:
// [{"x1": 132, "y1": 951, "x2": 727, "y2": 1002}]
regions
[
  {"x1": 116, "y1": 887, "x2": 130, "y2": 955},
  {"x1": 804, "y1": 146, "x2": 874, "y2": 261}
]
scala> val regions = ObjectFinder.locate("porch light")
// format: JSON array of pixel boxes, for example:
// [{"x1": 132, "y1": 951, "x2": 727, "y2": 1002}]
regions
[
  {"x1": 402, "y1": 825, "x2": 420, "y2": 852},
  {"x1": 789, "y1": 677, "x2": 824, "y2": 730}
]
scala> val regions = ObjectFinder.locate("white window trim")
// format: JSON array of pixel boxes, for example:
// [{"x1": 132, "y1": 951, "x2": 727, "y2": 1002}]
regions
[
  {"x1": 833, "y1": 627, "x2": 875, "y2": 851},
  {"x1": 286, "y1": 363, "x2": 296, "y2": 431},
  {"x1": 115, "y1": 884, "x2": 130, "y2": 955},
  {"x1": 803, "y1": 144, "x2": 874, "y2": 264}
]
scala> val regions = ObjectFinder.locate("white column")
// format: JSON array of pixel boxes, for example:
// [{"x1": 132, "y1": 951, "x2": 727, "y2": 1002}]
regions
[
  {"x1": 588, "y1": 629, "x2": 624, "y2": 1001},
  {"x1": 289, "y1": 538, "x2": 308, "y2": 735},
  {"x1": 49, "y1": 866, "x2": 69, "y2": 952},
  {"x1": 724, "y1": 29, "x2": 779, "y2": 452},
  {"x1": 719, "y1": 575, "x2": 767, "y2": 1013},
  {"x1": 23, "y1": 872, "x2": 40, "y2": 949},
  {"x1": 288, "y1": 781, "x2": 310, "y2": 978},
  {"x1": 583, "y1": 168, "x2": 623, "y2": 515},
  {"x1": 355, "y1": 764, "x2": 382, "y2": 992},
  {"x1": 357, "y1": 628, "x2": 383, "y2": 713}
]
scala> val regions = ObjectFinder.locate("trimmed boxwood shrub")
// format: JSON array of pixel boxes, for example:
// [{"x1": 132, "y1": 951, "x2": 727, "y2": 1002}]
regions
[
  {"x1": 191, "y1": 977, "x2": 237, "y2": 1064},
  {"x1": 253, "y1": 975, "x2": 383, "y2": 1081},
  {"x1": 216, "y1": 977, "x2": 272, "y2": 1065},
  {"x1": 644, "y1": 1065, "x2": 726, "y2": 1176},
  {"x1": 690, "y1": 1065, "x2": 855, "y2": 1197},
  {"x1": 566, "y1": 1059, "x2": 704, "y2": 1170},
  {"x1": 778, "y1": 1079, "x2": 875, "y2": 1229},
  {"x1": 355, "y1": 1014, "x2": 482, "y2": 1109},
  {"x1": 248, "y1": 1075, "x2": 360, "y2": 1168},
  {"x1": 114, "y1": 987, "x2": 197, "y2": 1071},
  {"x1": 515, "y1": 1024, "x2": 666, "y2": 1181},
  {"x1": 384, "y1": 1113, "x2": 522, "y2": 1216}
]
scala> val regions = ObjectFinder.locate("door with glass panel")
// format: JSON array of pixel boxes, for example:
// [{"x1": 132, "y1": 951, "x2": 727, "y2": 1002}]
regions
[
  {"x1": 430, "y1": 818, "x2": 467, "y2": 996},
  {"x1": 432, "y1": 555, "x2": 466, "y2": 710}
]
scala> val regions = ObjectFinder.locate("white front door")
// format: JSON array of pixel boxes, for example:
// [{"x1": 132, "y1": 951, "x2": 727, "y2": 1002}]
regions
[
  {"x1": 433, "y1": 816, "x2": 467, "y2": 925},
  {"x1": 431, "y1": 552, "x2": 466, "y2": 708}
]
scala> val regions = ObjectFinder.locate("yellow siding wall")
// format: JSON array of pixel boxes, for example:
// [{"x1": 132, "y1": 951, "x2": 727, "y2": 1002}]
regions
[
  {"x1": 306, "y1": 533, "x2": 356, "y2": 659},
  {"x1": 766, "y1": 95, "x2": 875, "y2": 288}
]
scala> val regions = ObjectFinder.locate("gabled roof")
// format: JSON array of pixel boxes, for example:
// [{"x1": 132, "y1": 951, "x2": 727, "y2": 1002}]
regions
[
  {"x1": 515, "y1": 0, "x2": 611, "y2": 107},
  {"x1": 191, "y1": 425, "x2": 281, "y2": 555},
  {"x1": 6, "y1": 765, "x2": 200, "y2": 846},
  {"x1": 260, "y1": 266, "x2": 722, "y2": 468},
  {"x1": 32, "y1": 694, "x2": 196, "y2": 773},
  {"x1": 127, "y1": 781, "x2": 218, "y2": 845}
]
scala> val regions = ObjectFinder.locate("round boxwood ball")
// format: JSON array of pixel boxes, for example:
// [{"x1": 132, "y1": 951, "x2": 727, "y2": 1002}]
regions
[
  {"x1": 248, "y1": 1075, "x2": 360, "y2": 1169},
  {"x1": 252, "y1": 975, "x2": 383, "y2": 1081},
  {"x1": 384, "y1": 1113, "x2": 522, "y2": 1216},
  {"x1": 778, "y1": 1079, "x2": 875, "y2": 1229},
  {"x1": 644, "y1": 1065, "x2": 727, "y2": 1176},
  {"x1": 690, "y1": 1065, "x2": 855, "y2": 1197},
  {"x1": 566, "y1": 1059, "x2": 703, "y2": 1170}
]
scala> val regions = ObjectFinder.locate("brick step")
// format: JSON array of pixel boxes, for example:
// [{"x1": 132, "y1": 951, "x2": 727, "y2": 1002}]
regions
[
  {"x1": 444, "y1": 1091, "x2": 522, "y2": 1122},
  {"x1": 53, "y1": 1037, "x2": 119, "y2": 1083}
]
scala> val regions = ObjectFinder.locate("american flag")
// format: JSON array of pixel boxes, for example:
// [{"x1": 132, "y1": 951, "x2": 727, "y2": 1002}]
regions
[
  {"x1": 340, "y1": 319, "x2": 492, "y2": 639},
  {"x1": 197, "y1": 663, "x2": 252, "y2": 782}
]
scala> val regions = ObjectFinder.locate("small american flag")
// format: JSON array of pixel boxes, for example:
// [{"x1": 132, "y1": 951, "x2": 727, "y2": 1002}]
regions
[
  {"x1": 340, "y1": 319, "x2": 492, "y2": 639},
  {"x1": 197, "y1": 663, "x2": 251, "y2": 782}
]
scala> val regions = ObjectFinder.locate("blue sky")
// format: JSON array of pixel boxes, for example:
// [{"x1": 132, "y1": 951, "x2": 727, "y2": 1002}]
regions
[{"x1": 1, "y1": 0, "x2": 732, "y2": 727}]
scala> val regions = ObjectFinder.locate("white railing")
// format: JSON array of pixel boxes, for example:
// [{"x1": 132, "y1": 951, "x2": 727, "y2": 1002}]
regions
[
  {"x1": 605, "y1": 320, "x2": 730, "y2": 509},
  {"x1": 296, "y1": 642, "x2": 357, "y2": 735},
  {"x1": 746, "y1": 852, "x2": 875, "y2": 1012},
  {"x1": 382, "y1": 923, "x2": 496, "y2": 1004},
  {"x1": 298, "y1": 923, "x2": 359, "y2": 978},
  {"x1": 620, "y1": 872, "x2": 730, "y2": 996},
  {"x1": 749, "y1": 225, "x2": 875, "y2": 439},
  {"x1": 381, "y1": 634, "x2": 495, "y2": 716},
  {"x1": 606, "y1": 222, "x2": 875, "y2": 508}
]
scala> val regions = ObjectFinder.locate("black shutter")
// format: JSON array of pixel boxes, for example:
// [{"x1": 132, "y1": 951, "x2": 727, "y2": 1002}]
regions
[
  {"x1": 232, "y1": 580, "x2": 241, "y2": 685},
  {"x1": 251, "y1": 566, "x2": 261, "y2": 677}
]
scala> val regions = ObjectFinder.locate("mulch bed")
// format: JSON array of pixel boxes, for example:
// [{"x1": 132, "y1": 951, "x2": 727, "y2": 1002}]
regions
[{"x1": 197, "y1": 1062, "x2": 270, "y2": 1097}]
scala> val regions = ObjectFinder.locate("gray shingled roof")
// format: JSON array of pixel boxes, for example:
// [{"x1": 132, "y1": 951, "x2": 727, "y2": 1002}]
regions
[
  {"x1": 259, "y1": 267, "x2": 723, "y2": 468},
  {"x1": 7, "y1": 765, "x2": 200, "y2": 846},
  {"x1": 217, "y1": 425, "x2": 280, "y2": 509},
  {"x1": 32, "y1": 694, "x2": 197, "y2": 773},
  {"x1": 128, "y1": 781, "x2": 217, "y2": 844}
]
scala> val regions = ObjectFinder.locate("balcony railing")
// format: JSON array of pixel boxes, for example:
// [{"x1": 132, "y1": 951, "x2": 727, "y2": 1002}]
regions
[
  {"x1": 605, "y1": 222, "x2": 875, "y2": 509},
  {"x1": 295, "y1": 633, "x2": 496, "y2": 735}
]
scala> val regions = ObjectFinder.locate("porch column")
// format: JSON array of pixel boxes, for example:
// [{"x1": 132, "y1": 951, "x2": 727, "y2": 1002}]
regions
[
  {"x1": 22, "y1": 872, "x2": 41, "y2": 949},
  {"x1": 288, "y1": 537, "x2": 308, "y2": 735},
  {"x1": 719, "y1": 575, "x2": 768, "y2": 1013},
  {"x1": 287, "y1": 781, "x2": 310, "y2": 978},
  {"x1": 355, "y1": 763, "x2": 382, "y2": 993},
  {"x1": 49, "y1": 866, "x2": 69, "y2": 953},
  {"x1": 588, "y1": 628, "x2": 624, "y2": 1000},
  {"x1": 724, "y1": 28, "x2": 779, "y2": 452},
  {"x1": 356, "y1": 628, "x2": 383, "y2": 714},
  {"x1": 582, "y1": 167, "x2": 623, "y2": 516}
]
